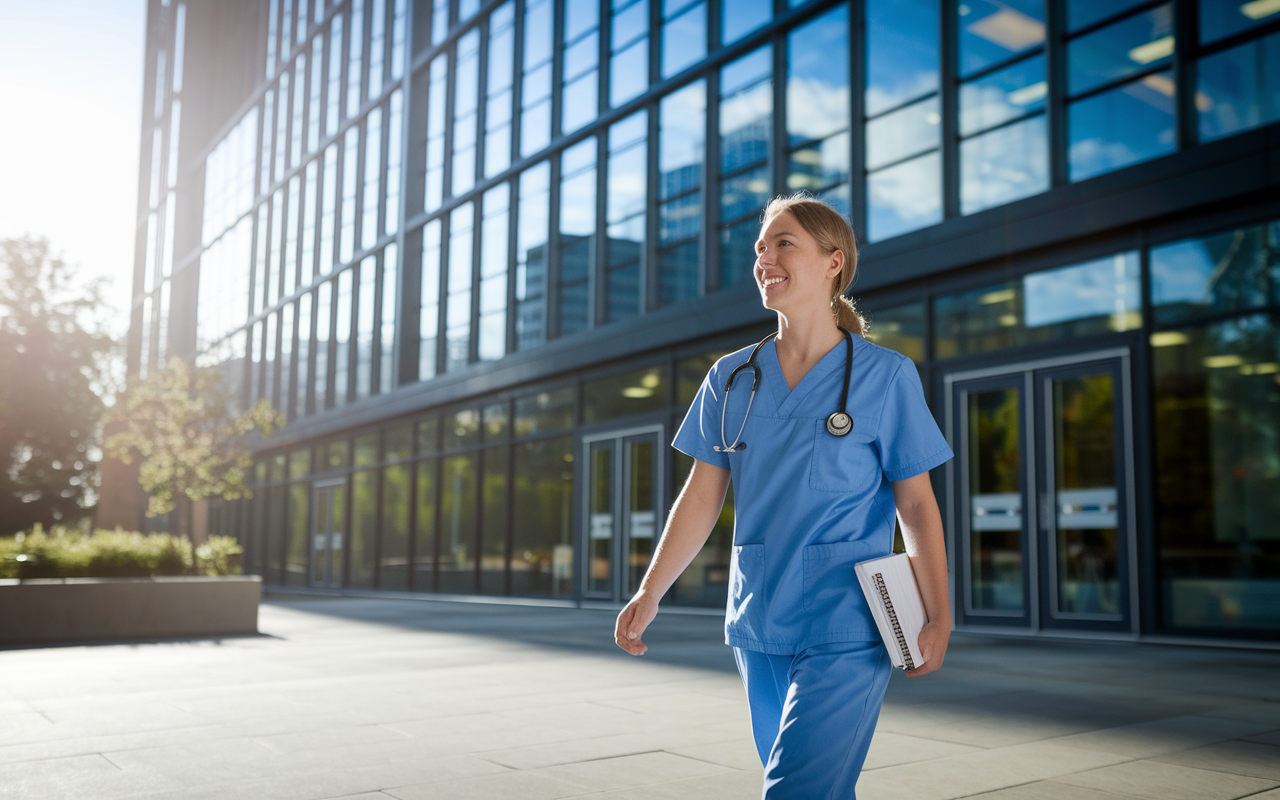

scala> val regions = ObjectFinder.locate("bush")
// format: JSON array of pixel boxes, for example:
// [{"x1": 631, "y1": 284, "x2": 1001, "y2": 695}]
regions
[{"x1": 0, "y1": 525, "x2": 242, "y2": 579}]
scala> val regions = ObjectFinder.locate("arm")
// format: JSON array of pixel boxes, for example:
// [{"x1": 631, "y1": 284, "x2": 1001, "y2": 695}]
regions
[
  {"x1": 615, "y1": 458, "x2": 731, "y2": 655},
  {"x1": 892, "y1": 472, "x2": 951, "y2": 677}
]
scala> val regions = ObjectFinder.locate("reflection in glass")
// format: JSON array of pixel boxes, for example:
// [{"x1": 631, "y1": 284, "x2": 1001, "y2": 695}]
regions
[
  {"x1": 867, "y1": 151, "x2": 941, "y2": 242},
  {"x1": 481, "y1": 446, "x2": 509, "y2": 594},
  {"x1": 479, "y1": 184, "x2": 510, "y2": 361},
  {"x1": 453, "y1": 31, "x2": 481, "y2": 197},
  {"x1": 312, "y1": 484, "x2": 343, "y2": 587},
  {"x1": 286, "y1": 483, "x2": 309, "y2": 585},
  {"x1": 662, "y1": 1, "x2": 706, "y2": 79},
  {"x1": 419, "y1": 219, "x2": 441, "y2": 378},
  {"x1": 486, "y1": 2, "x2": 516, "y2": 177},
  {"x1": 347, "y1": 0, "x2": 364, "y2": 117},
  {"x1": 865, "y1": 0, "x2": 938, "y2": 117},
  {"x1": 514, "y1": 386, "x2": 575, "y2": 436},
  {"x1": 659, "y1": 81, "x2": 705, "y2": 306},
  {"x1": 588, "y1": 442, "x2": 614, "y2": 594},
  {"x1": 960, "y1": 54, "x2": 1046, "y2": 136},
  {"x1": 440, "y1": 454, "x2": 476, "y2": 593},
  {"x1": 1067, "y1": 3, "x2": 1173, "y2": 97},
  {"x1": 866, "y1": 96, "x2": 940, "y2": 171},
  {"x1": 722, "y1": 0, "x2": 769, "y2": 43},
  {"x1": 381, "y1": 464, "x2": 411, "y2": 590},
  {"x1": 607, "y1": 111, "x2": 647, "y2": 322},
  {"x1": 866, "y1": 302, "x2": 926, "y2": 363},
  {"x1": 516, "y1": 162, "x2": 550, "y2": 349},
  {"x1": 379, "y1": 245, "x2": 397, "y2": 394},
  {"x1": 334, "y1": 269, "x2": 352, "y2": 404},
  {"x1": 1153, "y1": 314, "x2": 1280, "y2": 633},
  {"x1": 1069, "y1": 72, "x2": 1176, "y2": 182},
  {"x1": 1200, "y1": 0, "x2": 1280, "y2": 44},
  {"x1": 424, "y1": 55, "x2": 447, "y2": 211},
  {"x1": 584, "y1": 367, "x2": 667, "y2": 422},
  {"x1": 1197, "y1": 31, "x2": 1280, "y2": 143},
  {"x1": 562, "y1": 0, "x2": 599, "y2": 134},
  {"x1": 1150, "y1": 222, "x2": 1279, "y2": 325},
  {"x1": 787, "y1": 132, "x2": 850, "y2": 196},
  {"x1": 413, "y1": 458, "x2": 437, "y2": 590},
  {"x1": 512, "y1": 435, "x2": 575, "y2": 596},
  {"x1": 968, "y1": 387, "x2": 1024, "y2": 612},
  {"x1": 445, "y1": 409, "x2": 481, "y2": 450},
  {"x1": 1068, "y1": 0, "x2": 1149, "y2": 32},
  {"x1": 417, "y1": 417, "x2": 439, "y2": 454},
  {"x1": 959, "y1": 0, "x2": 1045, "y2": 78},
  {"x1": 719, "y1": 47, "x2": 771, "y2": 290},
  {"x1": 1052, "y1": 374, "x2": 1120, "y2": 616},
  {"x1": 558, "y1": 138, "x2": 596, "y2": 337},
  {"x1": 446, "y1": 203, "x2": 474, "y2": 371},
  {"x1": 961, "y1": 115, "x2": 1049, "y2": 215},
  {"x1": 522, "y1": 0, "x2": 553, "y2": 156},
  {"x1": 356, "y1": 256, "x2": 375, "y2": 398},
  {"x1": 627, "y1": 438, "x2": 657, "y2": 595},
  {"x1": 363, "y1": 108, "x2": 382, "y2": 249},
  {"x1": 350, "y1": 469, "x2": 377, "y2": 588},
  {"x1": 787, "y1": 5, "x2": 849, "y2": 147},
  {"x1": 611, "y1": 0, "x2": 649, "y2": 106}
]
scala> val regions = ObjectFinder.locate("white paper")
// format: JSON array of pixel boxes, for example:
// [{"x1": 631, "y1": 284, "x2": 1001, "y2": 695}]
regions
[{"x1": 855, "y1": 553, "x2": 928, "y2": 670}]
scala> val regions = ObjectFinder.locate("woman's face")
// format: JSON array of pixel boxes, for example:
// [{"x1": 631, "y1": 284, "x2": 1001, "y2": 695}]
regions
[{"x1": 754, "y1": 210, "x2": 843, "y2": 319}]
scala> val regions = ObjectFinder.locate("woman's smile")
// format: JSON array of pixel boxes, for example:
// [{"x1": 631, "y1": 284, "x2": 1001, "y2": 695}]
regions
[{"x1": 761, "y1": 274, "x2": 789, "y2": 293}]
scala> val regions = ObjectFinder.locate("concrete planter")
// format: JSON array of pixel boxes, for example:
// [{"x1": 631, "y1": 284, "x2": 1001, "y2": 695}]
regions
[{"x1": 0, "y1": 576, "x2": 260, "y2": 645}]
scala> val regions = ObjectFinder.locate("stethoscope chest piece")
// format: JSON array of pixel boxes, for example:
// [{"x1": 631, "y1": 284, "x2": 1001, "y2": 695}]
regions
[{"x1": 826, "y1": 411, "x2": 852, "y2": 437}]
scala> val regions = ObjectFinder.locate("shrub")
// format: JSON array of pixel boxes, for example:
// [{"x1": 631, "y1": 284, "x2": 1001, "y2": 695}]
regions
[{"x1": 0, "y1": 525, "x2": 243, "y2": 578}]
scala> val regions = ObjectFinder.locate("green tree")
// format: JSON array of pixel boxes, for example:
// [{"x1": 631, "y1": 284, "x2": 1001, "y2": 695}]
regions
[
  {"x1": 105, "y1": 358, "x2": 281, "y2": 520},
  {"x1": 0, "y1": 238, "x2": 115, "y2": 536}
]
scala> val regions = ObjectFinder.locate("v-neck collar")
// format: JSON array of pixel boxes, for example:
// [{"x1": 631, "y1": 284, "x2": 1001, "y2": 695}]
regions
[{"x1": 760, "y1": 335, "x2": 847, "y2": 418}]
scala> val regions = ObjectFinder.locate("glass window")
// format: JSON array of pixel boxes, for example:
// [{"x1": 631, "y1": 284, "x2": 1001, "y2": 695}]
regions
[
  {"x1": 659, "y1": 80, "x2": 705, "y2": 306},
  {"x1": 522, "y1": 0, "x2": 553, "y2": 156},
  {"x1": 484, "y1": 402, "x2": 510, "y2": 441},
  {"x1": 606, "y1": 110, "x2": 647, "y2": 323},
  {"x1": 315, "y1": 280, "x2": 332, "y2": 410},
  {"x1": 485, "y1": 2, "x2": 516, "y2": 178},
  {"x1": 558, "y1": 138, "x2": 597, "y2": 337},
  {"x1": 1150, "y1": 221, "x2": 1280, "y2": 325},
  {"x1": 432, "y1": 0, "x2": 448, "y2": 45},
  {"x1": 340, "y1": 125, "x2": 360, "y2": 263},
  {"x1": 445, "y1": 407, "x2": 482, "y2": 449},
  {"x1": 668, "y1": 450, "x2": 733, "y2": 606},
  {"x1": 719, "y1": 46, "x2": 771, "y2": 292},
  {"x1": 295, "y1": 292, "x2": 312, "y2": 417},
  {"x1": 291, "y1": 55, "x2": 306, "y2": 169},
  {"x1": 391, "y1": 0, "x2": 407, "y2": 81},
  {"x1": 1067, "y1": 3, "x2": 1173, "y2": 98},
  {"x1": 424, "y1": 54, "x2": 448, "y2": 212},
  {"x1": 446, "y1": 203, "x2": 475, "y2": 371},
  {"x1": 562, "y1": 0, "x2": 600, "y2": 134},
  {"x1": 481, "y1": 445, "x2": 509, "y2": 594},
  {"x1": 260, "y1": 89, "x2": 275, "y2": 195},
  {"x1": 1067, "y1": 0, "x2": 1148, "y2": 33},
  {"x1": 363, "y1": 107, "x2": 383, "y2": 250},
  {"x1": 355, "y1": 432, "x2": 380, "y2": 465},
  {"x1": 285, "y1": 177, "x2": 302, "y2": 296},
  {"x1": 368, "y1": 0, "x2": 386, "y2": 95},
  {"x1": 380, "y1": 463, "x2": 411, "y2": 590},
  {"x1": 380, "y1": 243, "x2": 397, "y2": 393},
  {"x1": 279, "y1": 303, "x2": 295, "y2": 413},
  {"x1": 419, "y1": 219, "x2": 442, "y2": 378},
  {"x1": 1197, "y1": 30, "x2": 1280, "y2": 143},
  {"x1": 479, "y1": 183, "x2": 510, "y2": 362},
  {"x1": 611, "y1": 0, "x2": 649, "y2": 107},
  {"x1": 413, "y1": 457, "x2": 438, "y2": 590},
  {"x1": 453, "y1": 29, "x2": 481, "y2": 197},
  {"x1": 1153, "y1": 313, "x2": 1280, "y2": 634},
  {"x1": 335, "y1": 267, "x2": 354, "y2": 403},
  {"x1": 264, "y1": 311, "x2": 278, "y2": 409},
  {"x1": 934, "y1": 251, "x2": 1142, "y2": 358},
  {"x1": 722, "y1": 0, "x2": 769, "y2": 45},
  {"x1": 865, "y1": 302, "x2": 925, "y2": 363},
  {"x1": 866, "y1": 96, "x2": 940, "y2": 171},
  {"x1": 275, "y1": 72, "x2": 290, "y2": 183},
  {"x1": 439, "y1": 453, "x2": 477, "y2": 593},
  {"x1": 1200, "y1": 0, "x2": 1280, "y2": 45},
  {"x1": 960, "y1": 53, "x2": 1046, "y2": 136},
  {"x1": 958, "y1": 0, "x2": 1045, "y2": 78},
  {"x1": 320, "y1": 144, "x2": 337, "y2": 275},
  {"x1": 328, "y1": 15, "x2": 343, "y2": 136},
  {"x1": 787, "y1": 5, "x2": 850, "y2": 214},
  {"x1": 1068, "y1": 71, "x2": 1176, "y2": 182},
  {"x1": 350, "y1": 469, "x2": 377, "y2": 588},
  {"x1": 675, "y1": 347, "x2": 731, "y2": 405},
  {"x1": 356, "y1": 256, "x2": 376, "y2": 397},
  {"x1": 319, "y1": 438, "x2": 350, "y2": 470},
  {"x1": 288, "y1": 483, "x2": 309, "y2": 586},
  {"x1": 417, "y1": 417, "x2": 440, "y2": 454},
  {"x1": 347, "y1": 0, "x2": 365, "y2": 117},
  {"x1": 662, "y1": 0, "x2": 706, "y2": 79},
  {"x1": 867, "y1": 151, "x2": 941, "y2": 243},
  {"x1": 511, "y1": 435, "x2": 574, "y2": 596},
  {"x1": 516, "y1": 162, "x2": 551, "y2": 350},
  {"x1": 514, "y1": 386, "x2": 575, "y2": 435},
  {"x1": 385, "y1": 424, "x2": 413, "y2": 461},
  {"x1": 301, "y1": 161, "x2": 318, "y2": 286},
  {"x1": 961, "y1": 115, "x2": 1048, "y2": 215},
  {"x1": 584, "y1": 366, "x2": 668, "y2": 422},
  {"x1": 386, "y1": 89, "x2": 404, "y2": 235}
]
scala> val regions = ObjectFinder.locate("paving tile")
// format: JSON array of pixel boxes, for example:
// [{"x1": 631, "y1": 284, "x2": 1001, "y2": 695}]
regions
[
  {"x1": 863, "y1": 731, "x2": 984, "y2": 769},
  {"x1": 1247, "y1": 729, "x2": 1280, "y2": 746},
  {"x1": 538, "y1": 751, "x2": 735, "y2": 792},
  {"x1": 664, "y1": 737, "x2": 761, "y2": 771},
  {"x1": 572, "y1": 769, "x2": 760, "y2": 799},
  {"x1": 1056, "y1": 759, "x2": 1279, "y2": 800},
  {"x1": 1152, "y1": 740, "x2": 1280, "y2": 781},
  {"x1": 475, "y1": 726, "x2": 736, "y2": 770},
  {"x1": 965, "y1": 782, "x2": 1133, "y2": 799},
  {"x1": 1054, "y1": 715, "x2": 1276, "y2": 760},
  {"x1": 384, "y1": 770, "x2": 591, "y2": 800},
  {"x1": 253, "y1": 723, "x2": 412, "y2": 754}
]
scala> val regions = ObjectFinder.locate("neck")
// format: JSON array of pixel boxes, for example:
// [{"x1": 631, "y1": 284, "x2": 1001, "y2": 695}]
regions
[{"x1": 774, "y1": 308, "x2": 843, "y2": 363}]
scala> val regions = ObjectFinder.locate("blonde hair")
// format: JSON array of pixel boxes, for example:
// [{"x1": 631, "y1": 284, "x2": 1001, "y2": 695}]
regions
[{"x1": 760, "y1": 193, "x2": 866, "y2": 337}]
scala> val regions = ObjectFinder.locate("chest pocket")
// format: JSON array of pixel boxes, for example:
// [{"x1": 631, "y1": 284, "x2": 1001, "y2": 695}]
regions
[{"x1": 808, "y1": 417, "x2": 881, "y2": 493}]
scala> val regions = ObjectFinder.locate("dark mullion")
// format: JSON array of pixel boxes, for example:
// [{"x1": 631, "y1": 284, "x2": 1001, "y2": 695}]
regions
[
  {"x1": 373, "y1": 434, "x2": 387, "y2": 590},
  {"x1": 547, "y1": 149, "x2": 564, "y2": 339},
  {"x1": 705, "y1": 54, "x2": 723, "y2": 294},
  {"x1": 957, "y1": 45, "x2": 1046, "y2": 85},
  {"x1": 1173, "y1": 0, "x2": 1198, "y2": 152},
  {"x1": 503, "y1": 427, "x2": 515, "y2": 595},
  {"x1": 847, "y1": 0, "x2": 865, "y2": 237},
  {"x1": 505, "y1": 175, "x2": 520, "y2": 357},
  {"x1": 1047, "y1": 0, "x2": 1068, "y2": 187},
  {"x1": 939, "y1": 0, "x2": 959, "y2": 220},
  {"x1": 551, "y1": 0, "x2": 566, "y2": 141},
  {"x1": 644, "y1": 100, "x2": 660, "y2": 314}
]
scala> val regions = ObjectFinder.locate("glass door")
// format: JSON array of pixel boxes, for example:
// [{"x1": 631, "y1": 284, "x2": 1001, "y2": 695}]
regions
[
  {"x1": 311, "y1": 480, "x2": 345, "y2": 588},
  {"x1": 947, "y1": 351, "x2": 1134, "y2": 633},
  {"x1": 581, "y1": 426, "x2": 663, "y2": 602}
]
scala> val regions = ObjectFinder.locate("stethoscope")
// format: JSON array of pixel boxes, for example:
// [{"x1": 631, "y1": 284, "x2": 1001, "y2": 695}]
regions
[{"x1": 714, "y1": 328, "x2": 854, "y2": 452}]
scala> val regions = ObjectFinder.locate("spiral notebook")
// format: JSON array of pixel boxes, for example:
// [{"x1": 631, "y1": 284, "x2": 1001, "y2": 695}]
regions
[{"x1": 854, "y1": 553, "x2": 928, "y2": 671}]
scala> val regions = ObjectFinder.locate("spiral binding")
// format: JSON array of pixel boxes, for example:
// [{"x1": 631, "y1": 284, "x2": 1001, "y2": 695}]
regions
[{"x1": 873, "y1": 572, "x2": 914, "y2": 670}]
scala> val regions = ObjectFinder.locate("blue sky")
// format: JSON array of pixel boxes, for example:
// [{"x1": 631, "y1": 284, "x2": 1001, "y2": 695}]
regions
[{"x1": 0, "y1": 0, "x2": 146, "y2": 337}]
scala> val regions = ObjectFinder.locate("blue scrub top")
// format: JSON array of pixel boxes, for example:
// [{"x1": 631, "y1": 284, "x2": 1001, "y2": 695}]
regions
[{"x1": 672, "y1": 334, "x2": 953, "y2": 655}]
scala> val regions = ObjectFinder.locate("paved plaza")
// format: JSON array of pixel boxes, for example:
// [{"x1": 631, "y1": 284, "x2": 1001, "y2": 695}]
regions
[{"x1": 1, "y1": 595, "x2": 1278, "y2": 799}]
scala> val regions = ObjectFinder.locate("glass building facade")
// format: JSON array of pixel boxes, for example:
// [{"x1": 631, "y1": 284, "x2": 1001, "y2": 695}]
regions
[{"x1": 133, "y1": 0, "x2": 1280, "y2": 641}]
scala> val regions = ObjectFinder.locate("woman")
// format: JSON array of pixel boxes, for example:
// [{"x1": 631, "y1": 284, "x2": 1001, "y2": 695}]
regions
[{"x1": 614, "y1": 194, "x2": 953, "y2": 798}]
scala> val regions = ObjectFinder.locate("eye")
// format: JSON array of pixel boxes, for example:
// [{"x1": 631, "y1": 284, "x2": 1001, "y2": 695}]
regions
[{"x1": 778, "y1": 239, "x2": 792, "y2": 247}]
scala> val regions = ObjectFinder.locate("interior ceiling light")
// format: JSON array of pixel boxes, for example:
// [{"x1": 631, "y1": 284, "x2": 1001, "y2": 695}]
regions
[
  {"x1": 1149, "y1": 331, "x2": 1189, "y2": 347},
  {"x1": 1241, "y1": 0, "x2": 1280, "y2": 21},
  {"x1": 968, "y1": 8, "x2": 1045, "y2": 51},
  {"x1": 1007, "y1": 81, "x2": 1047, "y2": 106},
  {"x1": 1203, "y1": 354, "x2": 1245, "y2": 368},
  {"x1": 979, "y1": 288, "x2": 1017, "y2": 305},
  {"x1": 622, "y1": 387, "x2": 654, "y2": 398},
  {"x1": 1128, "y1": 35, "x2": 1175, "y2": 65}
]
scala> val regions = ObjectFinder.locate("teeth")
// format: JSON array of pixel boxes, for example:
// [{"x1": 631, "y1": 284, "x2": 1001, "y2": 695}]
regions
[{"x1": 763, "y1": 276, "x2": 786, "y2": 286}]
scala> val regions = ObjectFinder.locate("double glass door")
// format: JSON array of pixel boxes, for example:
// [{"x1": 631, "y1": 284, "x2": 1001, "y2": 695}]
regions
[
  {"x1": 311, "y1": 480, "x2": 345, "y2": 588},
  {"x1": 583, "y1": 426, "x2": 663, "y2": 602},
  {"x1": 947, "y1": 351, "x2": 1135, "y2": 633}
]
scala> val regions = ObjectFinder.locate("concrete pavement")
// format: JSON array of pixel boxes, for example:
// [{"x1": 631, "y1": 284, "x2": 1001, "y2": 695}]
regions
[{"x1": 0, "y1": 595, "x2": 1277, "y2": 799}]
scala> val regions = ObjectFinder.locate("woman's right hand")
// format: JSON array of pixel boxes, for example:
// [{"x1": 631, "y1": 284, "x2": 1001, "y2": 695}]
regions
[{"x1": 615, "y1": 592, "x2": 659, "y2": 655}]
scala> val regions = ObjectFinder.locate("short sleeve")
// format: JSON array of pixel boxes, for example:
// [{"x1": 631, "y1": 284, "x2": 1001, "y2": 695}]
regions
[
  {"x1": 672, "y1": 366, "x2": 732, "y2": 469},
  {"x1": 876, "y1": 359, "x2": 953, "y2": 481}
]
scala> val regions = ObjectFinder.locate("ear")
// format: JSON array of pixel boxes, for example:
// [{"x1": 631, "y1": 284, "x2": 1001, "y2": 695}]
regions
[{"x1": 825, "y1": 249, "x2": 844, "y2": 281}]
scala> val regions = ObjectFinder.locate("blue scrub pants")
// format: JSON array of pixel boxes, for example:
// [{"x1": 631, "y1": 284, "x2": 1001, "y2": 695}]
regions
[{"x1": 733, "y1": 641, "x2": 892, "y2": 800}]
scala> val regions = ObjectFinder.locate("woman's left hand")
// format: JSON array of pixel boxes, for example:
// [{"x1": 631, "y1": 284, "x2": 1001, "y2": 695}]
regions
[{"x1": 904, "y1": 620, "x2": 950, "y2": 677}]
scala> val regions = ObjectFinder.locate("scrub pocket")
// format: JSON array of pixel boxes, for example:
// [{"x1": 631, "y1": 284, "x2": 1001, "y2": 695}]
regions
[
  {"x1": 808, "y1": 417, "x2": 879, "y2": 493},
  {"x1": 728, "y1": 544, "x2": 766, "y2": 635},
  {"x1": 802, "y1": 540, "x2": 875, "y2": 630}
]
